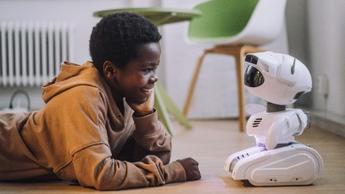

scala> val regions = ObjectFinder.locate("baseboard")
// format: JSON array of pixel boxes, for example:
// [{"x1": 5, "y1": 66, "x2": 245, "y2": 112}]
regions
[{"x1": 309, "y1": 110, "x2": 345, "y2": 138}]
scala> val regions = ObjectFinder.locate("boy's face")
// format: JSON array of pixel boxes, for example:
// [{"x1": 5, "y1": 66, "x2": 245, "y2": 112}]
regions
[{"x1": 111, "y1": 42, "x2": 160, "y2": 104}]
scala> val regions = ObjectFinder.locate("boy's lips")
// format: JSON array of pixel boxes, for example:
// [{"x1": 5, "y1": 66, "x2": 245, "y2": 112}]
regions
[{"x1": 141, "y1": 88, "x2": 153, "y2": 95}]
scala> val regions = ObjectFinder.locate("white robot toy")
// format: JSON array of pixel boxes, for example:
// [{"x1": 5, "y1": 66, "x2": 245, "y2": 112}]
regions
[{"x1": 224, "y1": 51, "x2": 323, "y2": 186}]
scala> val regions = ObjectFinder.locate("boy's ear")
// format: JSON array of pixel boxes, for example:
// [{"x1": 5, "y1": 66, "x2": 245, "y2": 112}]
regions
[{"x1": 103, "y1": 60, "x2": 118, "y2": 80}]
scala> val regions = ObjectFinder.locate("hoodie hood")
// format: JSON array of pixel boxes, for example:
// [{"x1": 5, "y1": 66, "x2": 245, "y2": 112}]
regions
[{"x1": 42, "y1": 61, "x2": 106, "y2": 103}]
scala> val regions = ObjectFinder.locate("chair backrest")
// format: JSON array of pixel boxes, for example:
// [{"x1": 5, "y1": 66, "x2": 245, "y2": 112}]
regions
[{"x1": 188, "y1": 0, "x2": 287, "y2": 46}]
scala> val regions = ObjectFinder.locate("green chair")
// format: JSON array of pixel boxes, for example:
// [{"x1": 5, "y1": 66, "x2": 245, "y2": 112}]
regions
[
  {"x1": 183, "y1": 0, "x2": 287, "y2": 132},
  {"x1": 94, "y1": 8, "x2": 201, "y2": 135}
]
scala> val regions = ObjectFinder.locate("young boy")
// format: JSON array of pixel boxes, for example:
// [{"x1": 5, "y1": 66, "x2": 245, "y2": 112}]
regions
[{"x1": 0, "y1": 12, "x2": 201, "y2": 190}]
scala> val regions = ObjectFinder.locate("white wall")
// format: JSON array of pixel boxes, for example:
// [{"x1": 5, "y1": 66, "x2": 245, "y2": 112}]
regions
[{"x1": 307, "y1": 0, "x2": 345, "y2": 116}]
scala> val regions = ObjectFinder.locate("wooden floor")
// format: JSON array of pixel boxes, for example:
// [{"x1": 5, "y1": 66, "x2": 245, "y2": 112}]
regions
[{"x1": 1, "y1": 120, "x2": 344, "y2": 194}]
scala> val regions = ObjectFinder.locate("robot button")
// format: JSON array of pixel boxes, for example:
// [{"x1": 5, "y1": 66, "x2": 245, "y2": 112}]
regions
[
  {"x1": 268, "y1": 178, "x2": 278, "y2": 182},
  {"x1": 292, "y1": 177, "x2": 302, "y2": 182}
]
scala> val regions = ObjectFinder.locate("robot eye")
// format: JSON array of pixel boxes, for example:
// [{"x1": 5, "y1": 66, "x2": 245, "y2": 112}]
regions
[{"x1": 245, "y1": 66, "x2": 264, "y2": 87}]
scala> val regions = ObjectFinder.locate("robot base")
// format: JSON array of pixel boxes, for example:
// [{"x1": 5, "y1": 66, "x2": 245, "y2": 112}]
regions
[{"x1": 225, "y1": 143, "x2": 323, "y2": 186}]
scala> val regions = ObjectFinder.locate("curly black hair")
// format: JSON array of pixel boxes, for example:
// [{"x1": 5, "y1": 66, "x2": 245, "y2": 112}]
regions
[{"x1": 89, "y1": 12, "x2": 161, "y2": 73}]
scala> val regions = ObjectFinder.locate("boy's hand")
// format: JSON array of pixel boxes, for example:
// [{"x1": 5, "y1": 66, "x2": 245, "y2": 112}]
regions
[
  {"x1": 176, "y1": 157, "x2": 201, "y2": 181},
  {"x1": 128, "y1": 89, "x2": 155, "y2": 117}
]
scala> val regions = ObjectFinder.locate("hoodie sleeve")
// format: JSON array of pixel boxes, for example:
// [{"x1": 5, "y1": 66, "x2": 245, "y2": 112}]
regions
[
  {"x1": 71, "y1": 144, "x2": 186, "y2": 190},
  {"x1": 52, "y1": 86, "x2": 186, "y2": 190}
]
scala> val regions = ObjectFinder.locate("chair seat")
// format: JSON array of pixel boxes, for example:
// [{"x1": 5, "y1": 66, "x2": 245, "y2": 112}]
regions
[
  {"x1": 189, "y1": 0, "x2": 258, "y2": 40},
  {"x1": 188, "y1": 0, "x2": 286, "y2": 45}
]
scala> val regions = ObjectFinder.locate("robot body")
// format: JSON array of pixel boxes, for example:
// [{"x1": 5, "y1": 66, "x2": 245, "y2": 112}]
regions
[
  {"x1": 247, "y1": 108, "x2": 308, "y2": 150},
  {"x1": 225, "y1": 51, "x2": 323, "y2": 186}
]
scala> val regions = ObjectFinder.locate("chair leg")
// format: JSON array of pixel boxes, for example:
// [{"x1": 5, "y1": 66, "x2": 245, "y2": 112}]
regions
[
  {"x1": 155, "y1": 84, "x2": 174, "y2": 135},
  {"x1": 234, "y1": 54, "x2": 246, "y2": 132},
  {"x1": 183, "y1": 51, "x2": 208, "y2": 116},
  {"x1": 157, "y1": 83, "x2": 192, "y2": 129}
]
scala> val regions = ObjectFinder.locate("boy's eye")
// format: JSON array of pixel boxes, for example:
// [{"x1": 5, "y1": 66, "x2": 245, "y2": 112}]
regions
[
  {"x1": 142, "y1": 68, "x2": 151, "y2": 73},
  {"x1": 142, "y1": 67, "x2": 156, "y2": 74}
]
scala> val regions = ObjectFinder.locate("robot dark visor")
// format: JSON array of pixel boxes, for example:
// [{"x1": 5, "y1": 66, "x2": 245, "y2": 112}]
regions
[{"x1": 245, "y1": 66, "x2": 264, "y2": 87}]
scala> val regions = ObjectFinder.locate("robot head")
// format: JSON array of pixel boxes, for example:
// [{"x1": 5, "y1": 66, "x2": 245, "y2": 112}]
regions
[{"x1": 244, "y1": 51, "x2": 312, "y2": 105}]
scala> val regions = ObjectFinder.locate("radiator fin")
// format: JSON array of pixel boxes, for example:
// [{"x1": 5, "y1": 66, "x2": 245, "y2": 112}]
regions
[{"x1": 0, "y1": 21, "x2": 74, "y2": 86}]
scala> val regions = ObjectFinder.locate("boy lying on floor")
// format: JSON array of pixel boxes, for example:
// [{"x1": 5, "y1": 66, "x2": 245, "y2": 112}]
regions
[{"x1": 0, "y1": 12, "x2": 200, "y2": 190}]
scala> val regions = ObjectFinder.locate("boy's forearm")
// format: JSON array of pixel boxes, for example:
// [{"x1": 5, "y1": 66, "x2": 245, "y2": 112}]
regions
[
  {"x1": 132, "y1": 110, "x2": 172, "y2": 154},
  {"x1": 71, "y1": 144, "x2": 185, "y2": 190},
  {"x1": 118, "y1": 136, "x2": 171, "y2": 164}
]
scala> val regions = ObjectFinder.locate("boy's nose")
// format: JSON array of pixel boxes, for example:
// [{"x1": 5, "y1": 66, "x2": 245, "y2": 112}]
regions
[{"x1": 149, "y1": 75, "x2": 158, "y2": 84}]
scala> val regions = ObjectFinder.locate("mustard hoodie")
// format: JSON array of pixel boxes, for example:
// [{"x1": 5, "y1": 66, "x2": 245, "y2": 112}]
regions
[{"x1": 0, "y1": 61, "x2": 186, "y2": 190}]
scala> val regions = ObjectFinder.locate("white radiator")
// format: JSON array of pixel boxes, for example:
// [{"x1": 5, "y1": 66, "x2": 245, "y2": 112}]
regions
[{"x1": 0, "y1": 21, "x2": 74, "y2": 86}]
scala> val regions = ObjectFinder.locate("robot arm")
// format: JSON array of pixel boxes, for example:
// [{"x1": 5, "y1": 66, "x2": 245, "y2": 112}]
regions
[
  {"x1": 265, "y1": 117, "x2": 291, "y2": 150},
  {"x1": 265, "y1": 110, "x2": 309, "y2": 150},
  {"x1": 294, "y1": 109, "x2": 309, "y2": 136}
]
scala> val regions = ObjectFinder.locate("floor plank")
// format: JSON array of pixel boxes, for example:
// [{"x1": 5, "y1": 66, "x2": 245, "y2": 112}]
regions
[{"x1": 0, "y1": 120, "x2": 344, "y2": 194}]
